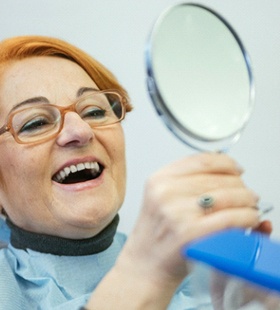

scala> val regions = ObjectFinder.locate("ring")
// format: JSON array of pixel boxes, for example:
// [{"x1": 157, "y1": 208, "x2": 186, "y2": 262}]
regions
[{"x1": 198, "y1": 195, "x2": 215, "y2": 212}]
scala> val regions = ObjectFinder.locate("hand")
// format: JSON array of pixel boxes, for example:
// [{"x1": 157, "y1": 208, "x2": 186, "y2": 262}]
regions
[
  {"x1": 119, "y1": 153, "x2": 260, "y2": 287},
  {"x1": 87, "y1": 153, "x2": 264, "y2": 309}
]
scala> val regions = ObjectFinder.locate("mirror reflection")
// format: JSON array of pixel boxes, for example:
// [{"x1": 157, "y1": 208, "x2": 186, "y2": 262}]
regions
[{"x1": 146, "y1": 3, "x2": 254, "y2": 152}]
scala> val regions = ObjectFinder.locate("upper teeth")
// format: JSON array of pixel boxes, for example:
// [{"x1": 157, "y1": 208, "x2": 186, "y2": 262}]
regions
[{"x1": 53, "y1": 161, "x2": 100, "y2": 183}]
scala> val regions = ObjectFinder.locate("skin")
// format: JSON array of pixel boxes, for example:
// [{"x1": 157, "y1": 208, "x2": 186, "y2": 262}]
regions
[
  {"x1": 0, "y1": 56, "x2": 126, "y2": 239},
  {"x1": 0, "y1": 54, "x2": 272, "y2": 309},
  {"x1": 86, "y1": 153, "x2": 271, "y2": 309}
]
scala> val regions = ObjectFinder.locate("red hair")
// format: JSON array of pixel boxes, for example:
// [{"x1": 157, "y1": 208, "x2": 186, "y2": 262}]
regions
[{"x1": 0, "y1": 35, "x2": 132, "y2": 111}]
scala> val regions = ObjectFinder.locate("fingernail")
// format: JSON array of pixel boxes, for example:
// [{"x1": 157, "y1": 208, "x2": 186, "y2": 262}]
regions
[
  {"x1": 250, "y1": 190, "x2": 260, "y2": 203},
  {"x1": 235, "y1": 163, "x2": 244, "y2": 173}
]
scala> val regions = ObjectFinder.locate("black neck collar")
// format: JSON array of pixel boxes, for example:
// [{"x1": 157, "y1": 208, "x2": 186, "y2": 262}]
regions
[{"x1": 6, "y1": 214, "x2": 119, "y2": 256}]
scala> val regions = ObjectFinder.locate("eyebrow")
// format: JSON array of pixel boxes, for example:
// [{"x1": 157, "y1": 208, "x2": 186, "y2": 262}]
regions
[
  {"x1": 11, "y1": 96, "x2": 50, "y2": 112},
  {"x1": 11, "y1": 87, "x2": 99, "y2": 113},
  {"x1": 76, "y1": 87, "x2": 99, "y2": 97}
]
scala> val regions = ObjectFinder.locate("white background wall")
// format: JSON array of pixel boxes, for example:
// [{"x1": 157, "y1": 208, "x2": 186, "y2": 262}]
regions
[{"x1": 1, "y1": 0, "x2": 280, "y2": 239}]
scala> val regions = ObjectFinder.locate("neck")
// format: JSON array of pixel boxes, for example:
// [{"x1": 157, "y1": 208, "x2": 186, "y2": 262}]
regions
[{"x1": 6, "y1": 214, "x2": 119, "y2": 256}]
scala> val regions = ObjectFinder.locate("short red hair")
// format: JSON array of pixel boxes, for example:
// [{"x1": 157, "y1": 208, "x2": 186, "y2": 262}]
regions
[{"x1": 0, "y1": 35, "x2": 132, "y2": 112}]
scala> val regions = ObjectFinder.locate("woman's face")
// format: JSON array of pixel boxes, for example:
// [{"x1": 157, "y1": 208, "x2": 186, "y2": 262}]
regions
[{"x1": 0, "y1": 56, "x2": 126, "y2": 239}]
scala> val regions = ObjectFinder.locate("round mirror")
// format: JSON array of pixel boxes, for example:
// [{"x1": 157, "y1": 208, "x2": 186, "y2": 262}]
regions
[{"x1": 146, "y1": 3, "x2": 254, "y2": 152}]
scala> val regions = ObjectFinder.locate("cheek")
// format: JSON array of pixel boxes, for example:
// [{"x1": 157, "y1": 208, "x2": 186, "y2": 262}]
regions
[
  {"x1": 0, "y1": 143, "x2": 43, "y2": 193},
  {"x1": 115, "y1": 145, "x2": 126, "y2": 189},
  {"x1": 114, "y1": 129, "x2": 126, "y2": 171},
  {"x1": 100, "y1": 125, "x2": 126, "y2": 164},
  {"x1": 111, "y1": 135, "x2": 126, "y2": 180},
  {"x1": 0, "y1": 159, "x2": 21, "y2": 200},
  {"x1": 0, "y1": 144, "x2": 22, "y2": 213},
  {"x1": 103, "y1": 127, "x2": 126, "y2": 186},
  {"x1": 113, "y1": 144, "x2": 127, "y2": 207},
  {"x1": 0, "y1": 170, "x2": 5, "y2": 207},
  {"x1": 0, "y1": 144, "x2": 15, "y2": 190}
]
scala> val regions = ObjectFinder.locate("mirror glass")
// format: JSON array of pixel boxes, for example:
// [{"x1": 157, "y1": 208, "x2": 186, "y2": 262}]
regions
[{"x1": 146, "y1": 3, "x2": 254, "y2": 152}]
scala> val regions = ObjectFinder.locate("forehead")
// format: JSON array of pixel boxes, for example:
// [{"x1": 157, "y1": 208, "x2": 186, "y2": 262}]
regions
[{"x1": 0, "y1": 56, "x2": 98, "y2": 118}]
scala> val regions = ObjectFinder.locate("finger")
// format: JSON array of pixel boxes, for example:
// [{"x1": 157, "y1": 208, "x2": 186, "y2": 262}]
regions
[
  {"x1": 178, "y1": 208, "x2": 260, "y2": 249},
  {"x1": 154, "y1": 175, "x2": 246, "y2": 200},
  {"x1": 199, "y1": 188, "x2": 259, "y2": 213},
  {"x1": 144, "y1": 173, "x2": 247, "y2": 212},
  {"x1": 180, "y1": 174, "x2": 246, "y2": 196},
  {"x1": 190, "y1": 208, "x2": 260, "y2": 239},
  {"x1": 160, "y1": 188, "x2": 258, "y2": 221},
  {"x1": 255, "y1": 220, "x2": 273, "y2": 235},
  {"x1": 160, "y1": 153, "x2": 243, "y2": 177}
]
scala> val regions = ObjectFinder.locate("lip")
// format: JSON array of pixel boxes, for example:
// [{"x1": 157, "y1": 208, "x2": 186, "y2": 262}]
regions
[
  {"x1": 52, "y1": 156, "x2": 105, "y2": 191},
  {"x1": 52, "y1": 173, "x2": 104, "y2": 191}
]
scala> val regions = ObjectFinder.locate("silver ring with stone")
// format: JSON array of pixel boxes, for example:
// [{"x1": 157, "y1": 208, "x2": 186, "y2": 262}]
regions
[{"x1": 198, "y1": 195, "x2": 215, "y2": 212}]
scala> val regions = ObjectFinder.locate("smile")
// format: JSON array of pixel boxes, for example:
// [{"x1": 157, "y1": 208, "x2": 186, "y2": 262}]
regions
[{"x1": 52, "y1": 161, "x2": 103, "y2": 184}]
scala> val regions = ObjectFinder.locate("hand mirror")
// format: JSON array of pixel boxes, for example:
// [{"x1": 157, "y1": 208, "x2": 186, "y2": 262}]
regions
[
  {"x1": 146, "y1": 3, "x2": 254, "y2": 152},
  {"x1": 146, "y1": 3, "x2": 280, "y2": 295}
]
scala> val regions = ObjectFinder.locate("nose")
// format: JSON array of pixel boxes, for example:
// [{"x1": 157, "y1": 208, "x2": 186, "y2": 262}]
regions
[{"x1": 56, "y1": 112, "x2": 94, "y2": 147}]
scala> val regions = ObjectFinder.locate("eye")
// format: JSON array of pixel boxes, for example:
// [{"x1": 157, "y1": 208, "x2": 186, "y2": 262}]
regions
[
  {"x1": 19, "y1": 117, "x2": 52, "y2": 133},
  {"x1": 82, "y1": 106, "x2": 106, "y2": 120},
  {"x1": 12, "y1": 106, "x2": 60, "y2": 137}
]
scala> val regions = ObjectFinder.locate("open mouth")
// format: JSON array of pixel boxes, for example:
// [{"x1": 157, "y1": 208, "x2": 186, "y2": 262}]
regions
[{"x1": 52, "y1": 162, "x2": 103, "y2": 184}]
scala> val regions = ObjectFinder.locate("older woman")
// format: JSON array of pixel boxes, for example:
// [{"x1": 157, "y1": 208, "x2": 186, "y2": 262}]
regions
[{"x1": 0, "y1": 35, "x2": 268, "y2": 309}]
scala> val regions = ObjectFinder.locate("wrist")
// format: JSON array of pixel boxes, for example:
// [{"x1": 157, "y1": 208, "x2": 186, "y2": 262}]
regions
[{"x1": 85, "y1": 254, "x2": 181, "y2": 309}]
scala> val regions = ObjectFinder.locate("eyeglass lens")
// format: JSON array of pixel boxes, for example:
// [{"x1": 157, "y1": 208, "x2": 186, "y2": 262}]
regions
[{"x1": 11, "y1": 92, "x2": 124, "y2": 143}]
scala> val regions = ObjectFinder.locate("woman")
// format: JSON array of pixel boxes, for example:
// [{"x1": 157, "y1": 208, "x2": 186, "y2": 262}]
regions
[{"x1": 0, "y1": 35, "x2": 270, "y2": 309}]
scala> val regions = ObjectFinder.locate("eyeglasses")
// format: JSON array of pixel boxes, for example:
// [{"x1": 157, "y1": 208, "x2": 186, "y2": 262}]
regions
[{"x1": 0, "y1": 90, "x2": 127, "y2": 144}]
